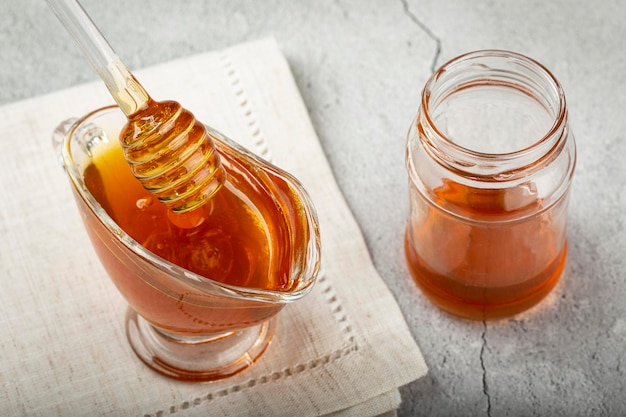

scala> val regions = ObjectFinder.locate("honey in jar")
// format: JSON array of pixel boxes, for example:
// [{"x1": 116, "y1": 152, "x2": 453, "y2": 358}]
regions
[{"x1": 405, "y1": 50, "x2": 576, "y2": 320}]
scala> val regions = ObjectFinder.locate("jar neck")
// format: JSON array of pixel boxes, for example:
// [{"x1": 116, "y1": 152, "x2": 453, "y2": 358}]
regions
[{"x1": 417, "y1": 50, "x2": 569, "y2": 182}]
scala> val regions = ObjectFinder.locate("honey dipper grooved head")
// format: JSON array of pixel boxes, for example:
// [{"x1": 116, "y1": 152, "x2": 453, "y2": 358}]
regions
[{"x1": 120, "y1": 100, "x2": 226, "y2": 213}]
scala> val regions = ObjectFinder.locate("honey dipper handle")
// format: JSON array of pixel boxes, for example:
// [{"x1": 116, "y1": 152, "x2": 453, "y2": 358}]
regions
[{"x1": 45, "y1": 0, "x2": 150, "y2": 116}]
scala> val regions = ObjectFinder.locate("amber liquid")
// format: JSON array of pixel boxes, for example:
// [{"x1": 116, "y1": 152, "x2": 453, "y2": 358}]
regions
[
  {"x1": 405, "y1": 179, "x2": 568, "y2": 320},
  {"x1": 119, "y1": 99, "x2": 226, "y2": 213},
  {"x1": 81, "y1": 138, "x2": 300, "y2": 335}
]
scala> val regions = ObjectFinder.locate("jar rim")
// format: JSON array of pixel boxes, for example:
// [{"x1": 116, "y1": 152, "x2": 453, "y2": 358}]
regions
[{"x1": 419, "y1": 49, "x2": 567, "y2": 178}]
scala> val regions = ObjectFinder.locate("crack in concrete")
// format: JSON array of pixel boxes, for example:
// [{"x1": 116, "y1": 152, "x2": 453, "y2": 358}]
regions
[
  {"x1": 400, "y1": 0, "x2": 442, "y2": 73},
  {"x1": 398, "y1": 4, "x2": 494, "y2": 415},
  {"x1": 480, "y1": 321, "x2": 492, "y2": 417}
]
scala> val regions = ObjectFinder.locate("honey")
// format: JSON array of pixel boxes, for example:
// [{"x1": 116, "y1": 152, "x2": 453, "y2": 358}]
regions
[
  {"x1": 63, "y1": 105, "x2": 320, "y2": 382},
  {"x1": 79, "y1": 133, "x2": 308, "y2": 335},
  {"x1": 404, "y1": 50, "x2": 576, "y2": 320},
  {"x1": 119, "y1": 99, "x2": 226, "y2": 213},
  {"x1": 51, "y1": 0, "x2": 321, "y2": 380},
  {"x1": 86, "y1": 139, "x2": 297, "y2": 291},
  {"x1": 405, "y1": 179, "x2": 569, "y2": 319}
]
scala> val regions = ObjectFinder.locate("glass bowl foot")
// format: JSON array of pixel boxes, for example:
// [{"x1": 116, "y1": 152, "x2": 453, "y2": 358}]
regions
[{"x1": 125, "y1": 308, "x2": 276, "y2": 382}]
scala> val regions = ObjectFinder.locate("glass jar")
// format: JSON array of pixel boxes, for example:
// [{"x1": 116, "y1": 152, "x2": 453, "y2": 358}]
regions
[{"x1": 405, "y1": 50, "x2": 576, "y2": 320}]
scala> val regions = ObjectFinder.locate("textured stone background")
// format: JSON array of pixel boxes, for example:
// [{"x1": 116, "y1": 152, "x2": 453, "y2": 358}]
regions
[{"x1": 2, "y1": 1, "x2": 625, "y2": 415}]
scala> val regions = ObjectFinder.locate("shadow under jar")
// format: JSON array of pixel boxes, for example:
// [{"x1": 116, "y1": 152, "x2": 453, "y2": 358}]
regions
[{"x1": 405, "y1": 50, "x2": 576, "y2": 320}]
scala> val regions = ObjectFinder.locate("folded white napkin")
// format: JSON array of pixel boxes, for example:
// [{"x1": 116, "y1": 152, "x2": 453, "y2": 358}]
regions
[{"x1": 0, "y1": 37, "x2": 426, "y2": 416}]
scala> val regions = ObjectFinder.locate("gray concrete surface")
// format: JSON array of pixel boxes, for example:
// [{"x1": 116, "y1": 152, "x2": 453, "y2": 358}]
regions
[{"x1": 2, "y1": 0, "x2": 625, "y2": 415}]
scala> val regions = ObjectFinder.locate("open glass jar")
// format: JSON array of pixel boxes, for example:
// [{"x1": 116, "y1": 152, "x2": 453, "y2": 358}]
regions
[{"x1": 405, "y1": 50, "x2": 576, "y2": 320}]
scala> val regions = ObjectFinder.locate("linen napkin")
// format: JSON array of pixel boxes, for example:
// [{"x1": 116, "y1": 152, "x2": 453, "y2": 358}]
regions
[{"x1": 0, "y1": 37, "x2": 426, "y2": 416}]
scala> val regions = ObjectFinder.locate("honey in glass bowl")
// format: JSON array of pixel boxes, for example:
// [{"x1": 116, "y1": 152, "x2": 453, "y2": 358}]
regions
[{"x1": 59, "y1": 106, "x2": 321, "y2": 381}]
